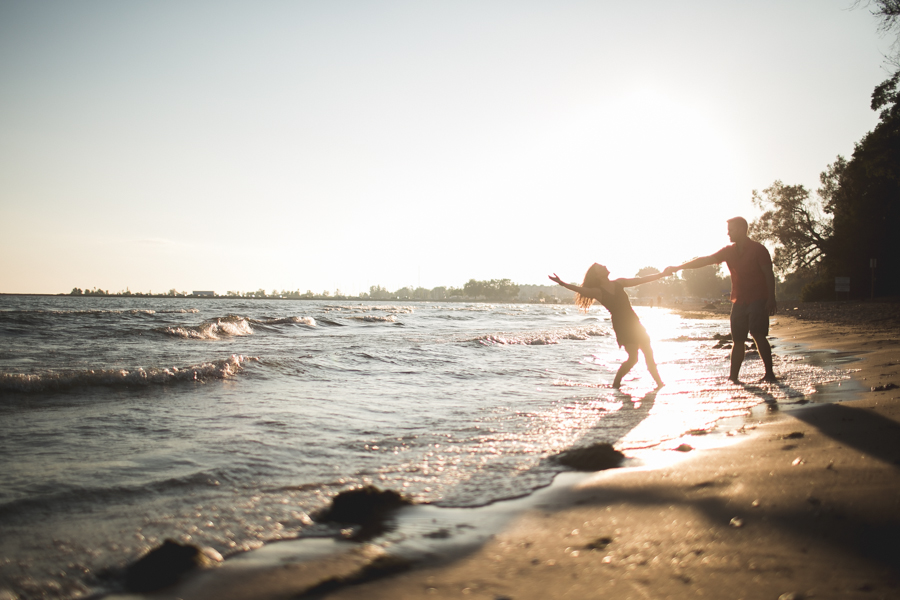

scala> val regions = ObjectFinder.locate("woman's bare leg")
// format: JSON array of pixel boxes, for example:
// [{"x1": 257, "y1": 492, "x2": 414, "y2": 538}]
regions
[
  {"x1": 613, "y1": 344, "x2": 639, "y2": 388},
  {"x1": 641, "y1": 341, "x2": 664, "y2": 388}
]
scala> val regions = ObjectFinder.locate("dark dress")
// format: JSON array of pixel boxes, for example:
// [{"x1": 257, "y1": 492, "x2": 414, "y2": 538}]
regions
[{"x1": 598, "y1": 282, "x2": 650, "y2": 348}]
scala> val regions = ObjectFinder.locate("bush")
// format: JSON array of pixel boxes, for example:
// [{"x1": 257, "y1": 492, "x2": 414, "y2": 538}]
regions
[{"x1": 800, "y1": 279, "x2": 833, "y2": 302}]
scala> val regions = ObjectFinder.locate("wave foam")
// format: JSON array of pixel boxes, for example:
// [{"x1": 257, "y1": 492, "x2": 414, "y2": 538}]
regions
[
  {"x1": 161, "y1": 316, "x2": 254, "y2": 339},
  {"x1": 255, "y1": 316, "x2": 316, "y2": 327},
  {"x1": 0, "y1": 355, "x2": 256, "y2": 393},
  {"x1": 1, "y1": 308, "x2": 200, "y2": 316},
  {"x1": 346, "y1": 315, "x2": 397, "y2": 323},
  {"x1": 473, "y1": 326, "x2": 608, "y2": 346}
]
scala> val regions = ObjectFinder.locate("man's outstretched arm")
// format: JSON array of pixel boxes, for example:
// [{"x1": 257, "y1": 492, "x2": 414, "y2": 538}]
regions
[
  {"x1": 616, "y1": 270, "x2": 672, "y2": 288},
  {"x1": 665, "y1": 254, "x2": 722, "y2": 275}
]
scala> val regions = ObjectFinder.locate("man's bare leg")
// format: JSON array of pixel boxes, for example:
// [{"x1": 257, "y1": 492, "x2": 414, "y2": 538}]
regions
[
  {"x1": 754, "y1": 334, "x2": 777, "y2": 382},
  {"x1": 729, "y1": 341, "x2": 745, "y2": 383}
]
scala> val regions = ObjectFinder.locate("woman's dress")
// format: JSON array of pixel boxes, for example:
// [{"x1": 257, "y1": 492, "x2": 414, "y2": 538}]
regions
[{"x1": 598, "y1": 282, "x2": 649, "y2": 348}]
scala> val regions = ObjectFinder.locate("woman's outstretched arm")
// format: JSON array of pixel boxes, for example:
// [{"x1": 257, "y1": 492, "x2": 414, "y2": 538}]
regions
[
  {"x1": 615, "y1": 270, "x2": 671, "y2": 288},
  {"x1": 548, "y1": 274, "x2": 601, "y2": 298}
]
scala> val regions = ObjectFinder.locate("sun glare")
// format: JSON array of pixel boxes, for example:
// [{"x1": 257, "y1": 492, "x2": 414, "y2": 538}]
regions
[{"x1": 558, "y1": 90, "x2": 744, "y2": 276}]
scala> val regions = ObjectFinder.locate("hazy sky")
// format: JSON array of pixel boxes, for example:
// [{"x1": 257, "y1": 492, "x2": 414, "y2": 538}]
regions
[{"x1": 0, "y1": 0, "x2": 892, "y2": 295}]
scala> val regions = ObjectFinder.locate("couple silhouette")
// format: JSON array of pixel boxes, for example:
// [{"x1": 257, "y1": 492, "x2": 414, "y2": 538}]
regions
[{"x1": 550, "y1": 217, "x2": 777, "y2": 389}]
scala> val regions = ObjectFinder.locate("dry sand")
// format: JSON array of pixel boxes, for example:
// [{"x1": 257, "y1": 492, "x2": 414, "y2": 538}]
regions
[{"x1": 122, "y1": 302, "x2": 900, "y2": 600}]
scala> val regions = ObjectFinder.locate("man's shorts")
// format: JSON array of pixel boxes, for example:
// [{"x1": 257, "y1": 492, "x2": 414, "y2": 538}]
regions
[{"x1": 730, "y1": 300, "x2": 769, "y2": 342}]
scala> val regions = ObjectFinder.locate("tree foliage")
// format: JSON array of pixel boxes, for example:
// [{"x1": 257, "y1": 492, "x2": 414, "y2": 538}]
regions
[
  {"x1": 633, "y1": 267, "x2": 683, "y2": 298},
  {"x1": 869, "y1": 0, "x2": 900, "y2": 57},
  {"x1": 462, "y1": 278, "x2": 520, "y2": 301},
  {"x1": 825, "y1": 70, "x2": 900, "y2": 296},
  {"x1": 751, "y1": 68, "x2": 900, "y2": 298},
  {"x1": 857, "y1": 0, "x2": 900, "y2": 61},
  {"x1": 750, "y1": 181, "x2": 832, "y2": 274},
  {"x1": 682, "y1": 265, "x2": 730, "y2": 300}
]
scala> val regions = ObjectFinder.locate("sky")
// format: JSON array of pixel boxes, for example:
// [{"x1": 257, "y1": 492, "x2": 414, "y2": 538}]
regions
[{"x1": 0, "y1": 0, "x2": 893, "y2": 295}]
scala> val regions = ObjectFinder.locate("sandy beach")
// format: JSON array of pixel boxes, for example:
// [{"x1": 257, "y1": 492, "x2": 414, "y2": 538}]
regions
[{"x1": 112, "y1": 302, "x2": 900, "y2": 600}]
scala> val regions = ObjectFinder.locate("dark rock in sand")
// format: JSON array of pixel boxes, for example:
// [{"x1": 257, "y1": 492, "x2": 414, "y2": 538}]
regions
[
  {"x1": 316, "y1": 486, "x2": 413, "y2": 540},
  {"x1": 584, "y1": 536, "x2": 613, "y2": 550},
  {"x1": 424, "y1": 527, "x2": 452, "y2": 539},
  {"x1": 295, "y1": 554, "x2": 413, "y2": 598},
  {"x1": 871, "y1": 382, "x2": 899, "y2": 392},
  {"x1": 124, "y1": 539, "x2": 209, "y2": 593},
  {"x1": 552, "y1": 442, "x2": 624, "y2": 471}
]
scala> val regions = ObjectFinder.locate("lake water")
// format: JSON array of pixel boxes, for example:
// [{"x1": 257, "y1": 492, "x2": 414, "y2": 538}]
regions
[{"x1": 0, "y1": 296, "x2": 850, "y2": 599}]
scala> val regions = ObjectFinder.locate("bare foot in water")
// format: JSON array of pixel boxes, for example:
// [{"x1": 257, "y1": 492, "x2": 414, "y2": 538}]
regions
[{"x1": 759, "y1": 374, "x2": 778, "y2": 383}]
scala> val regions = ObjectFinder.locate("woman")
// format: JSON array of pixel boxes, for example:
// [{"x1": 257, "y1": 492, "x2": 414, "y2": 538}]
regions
[{"x1": 549, "y1": 264, "x2": 667, "y2": 389}]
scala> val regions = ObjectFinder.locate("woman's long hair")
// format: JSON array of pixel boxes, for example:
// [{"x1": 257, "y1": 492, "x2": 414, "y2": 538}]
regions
[{"x1": 575, "y1": 264, "x2": 606, "y2": 312}]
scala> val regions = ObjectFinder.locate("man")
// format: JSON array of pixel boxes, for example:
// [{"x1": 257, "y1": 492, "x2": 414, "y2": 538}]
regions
[{"x1": 666, "y1": 217, "x2": 777, "y2": 383}]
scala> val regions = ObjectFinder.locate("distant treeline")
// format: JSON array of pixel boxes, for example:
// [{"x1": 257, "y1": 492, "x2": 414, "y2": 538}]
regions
[
  {"x1": 67, "y1": 269, "x2": 736, "y2": 303},
  {"x1": 67, "y1": 280, "x2": 574, "y2": 303}
]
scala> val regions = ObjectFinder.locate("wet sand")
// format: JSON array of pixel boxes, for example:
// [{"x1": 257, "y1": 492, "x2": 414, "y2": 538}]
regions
[{"x1": 115, "y1": 302, "x2": 900, "y2": 600}]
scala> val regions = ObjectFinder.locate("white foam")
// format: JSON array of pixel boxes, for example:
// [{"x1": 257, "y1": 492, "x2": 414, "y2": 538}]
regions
[
  {"x1": 259, "y1": 316, "x2": 316, "y2": 326},
  {"x1": 473, "y1": 326, "x2": 608, "y2": 346},
  {"x1": 346, "y1": 315, "x2": 397, "y2": 323},
  {"x1": 0, "y1": 355, "x2": 256, "y2": 393},
  {"x1": 161, "y1": 317, "x2": 254, "y2": 339}
]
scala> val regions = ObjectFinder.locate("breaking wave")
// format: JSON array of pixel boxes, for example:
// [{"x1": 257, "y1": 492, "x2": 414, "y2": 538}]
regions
[
  {"x1": 472, "y1": 326, "x2": 609, "y2": 346},
  {"x1": 253, "y1": 316, "x2": 316, "y2": 327},
  {"x1": 0, "y1": 355, "x2": 256, "y2": 393},
  {"x1": 0, "y1": 308, "x2": 200, "y2": 316},
  {"x1": 160, "y1": 316, "x2": 254, "y2": 339},
  {"x1": 346, "y1": 314, "x2": 398, "y2": 323}
]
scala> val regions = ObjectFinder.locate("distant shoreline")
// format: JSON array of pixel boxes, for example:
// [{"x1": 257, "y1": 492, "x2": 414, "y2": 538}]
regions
[{"x1": 0, "y1": 292, "x2": 573, "y2": 304}]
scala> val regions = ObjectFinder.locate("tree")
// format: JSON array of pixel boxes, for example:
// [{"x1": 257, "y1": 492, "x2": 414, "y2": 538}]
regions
[
  {"x1": 854, "y1": 1, "x2": 900, "y2": 62},
  {"x1": 462, "y1": 279, "x2": 485, "y2": 299},
  {"x1": 822, "y1": 70, "x2": 900, "y2": 296},
  {"x1": 682, "y1": 265, "x2": 730, "y2": 300},
  {"x1": 750, "y1": 181, "x2": 832, "y2": 275},
  {"x1": 633, "y1": 267, "x2": 665, "y2": 298},
  {"x1": 491, "y1": 279, "x2": 520, "y2": 301},
  {"x1": 463, "y1": 279, "x2": 519, "y2": 301},
  {"x1": 868, "y1": 0, "x2": 900, "y2": 59}
]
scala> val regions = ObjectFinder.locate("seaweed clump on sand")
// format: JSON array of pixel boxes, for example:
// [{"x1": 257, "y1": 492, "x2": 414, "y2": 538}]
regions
[
  {"x1": 123, "y1": 539, "x2": 217, "y2": 593},
  {"x1": 316, "y1": 485, "x2": 413, "y2": 540},
  {"x1": 551, "y1": 442, "x2": 625, "y2": 471}
]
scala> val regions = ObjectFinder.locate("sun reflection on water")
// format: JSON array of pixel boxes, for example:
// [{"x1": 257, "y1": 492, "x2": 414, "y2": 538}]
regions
[{"x1": 545, "y1": 307, "x2": 851, "y2": 452}]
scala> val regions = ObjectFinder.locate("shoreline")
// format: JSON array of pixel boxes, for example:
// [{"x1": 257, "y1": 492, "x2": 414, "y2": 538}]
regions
[{"x1": 108, "y1": 309, "x2": 900, "y2": 600}]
